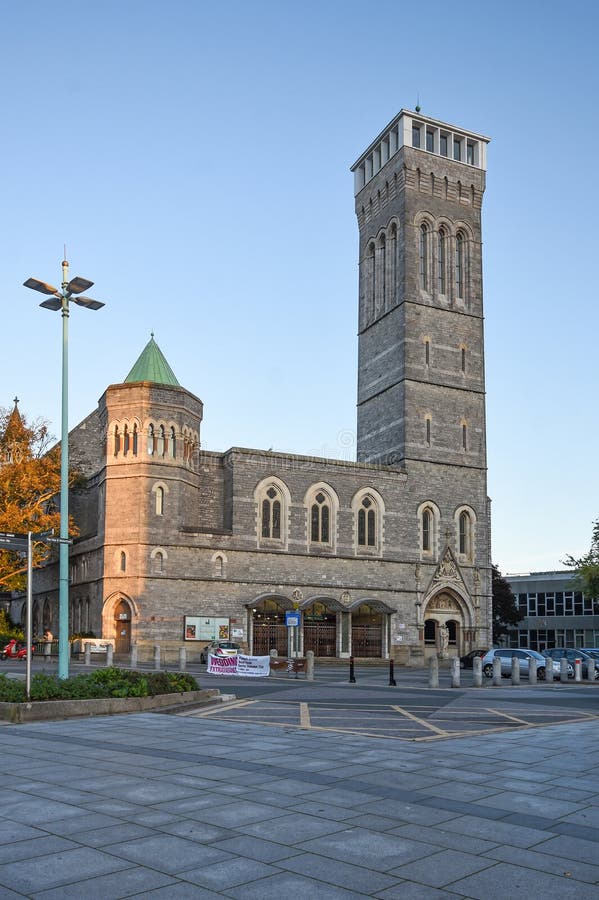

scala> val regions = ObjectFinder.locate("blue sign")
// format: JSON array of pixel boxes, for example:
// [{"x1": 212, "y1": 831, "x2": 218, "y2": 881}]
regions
[{"x1": 285, "y1": 611, "x2": 300, "y2": 627}]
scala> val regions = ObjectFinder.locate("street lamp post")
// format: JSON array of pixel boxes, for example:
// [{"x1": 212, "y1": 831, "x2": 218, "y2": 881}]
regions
[{"x1": 24, "y1": 258, "x2": 105, "y2": 679}]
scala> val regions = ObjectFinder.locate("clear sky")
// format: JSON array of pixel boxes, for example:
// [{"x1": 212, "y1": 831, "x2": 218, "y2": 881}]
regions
[{"x1": 1, "y1": 0, "x2": 597, "y2": 575}]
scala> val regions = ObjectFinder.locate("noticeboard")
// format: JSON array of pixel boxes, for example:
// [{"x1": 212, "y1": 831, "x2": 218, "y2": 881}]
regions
[{"x1": 184, "y1": 616, "x2": 230, "y2": 641}]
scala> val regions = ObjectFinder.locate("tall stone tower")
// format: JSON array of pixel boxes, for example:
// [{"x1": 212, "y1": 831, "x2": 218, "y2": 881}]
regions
[{"x1": 352, "y1": 109, "x2": 489, "y2": 476}]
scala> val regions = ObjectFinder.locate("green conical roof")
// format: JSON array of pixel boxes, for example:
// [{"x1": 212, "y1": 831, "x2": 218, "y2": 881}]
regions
[{"x1": 124, "y1": 335, "x2": 180, "y2": 386}]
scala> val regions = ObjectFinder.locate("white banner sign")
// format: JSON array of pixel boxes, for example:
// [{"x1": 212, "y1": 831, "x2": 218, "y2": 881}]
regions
[{"x1": 207, "y1": 653, "x2": 270, "y2": 677}]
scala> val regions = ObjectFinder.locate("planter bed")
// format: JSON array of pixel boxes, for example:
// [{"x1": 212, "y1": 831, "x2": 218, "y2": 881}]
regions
[{"x1": 0, "y1": 688, "x2": 222, "y2": 724}]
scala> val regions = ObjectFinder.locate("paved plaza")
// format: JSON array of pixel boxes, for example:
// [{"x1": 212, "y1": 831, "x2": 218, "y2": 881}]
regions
[{"x1": 1, "y1": 701, "x2": 599, "y2": 898}]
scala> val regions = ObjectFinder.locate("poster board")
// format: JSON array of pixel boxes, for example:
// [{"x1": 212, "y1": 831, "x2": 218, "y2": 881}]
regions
[{"x1": 184, "y1": 616, "x2": 230, "y2": 641}]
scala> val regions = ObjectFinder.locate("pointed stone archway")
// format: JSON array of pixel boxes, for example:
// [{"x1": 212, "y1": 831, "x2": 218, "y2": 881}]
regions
[
  {"x1": 102, "y1": 592, "x2": 137, "y2": 654},
  {"x1": 420, "y1": 547, "x2": 476, "y2": 659}
]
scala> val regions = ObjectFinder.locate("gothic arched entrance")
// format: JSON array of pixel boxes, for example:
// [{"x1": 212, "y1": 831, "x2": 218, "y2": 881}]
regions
[
  {"x1": 251, "y1": 598, "x2": 287, "y2": 656},
  {"x1": 114, "y1": 600, "x2": 132, "y2": 654},
  {"x1": 303, "y1": 600, "x2": 337, "y2": 657},
  {"x1": 351, "y1": 603, "x2": 383, "y2": 658},
  {"x1": 422, "y1": 591, "x2": 467, "y2": 658}
]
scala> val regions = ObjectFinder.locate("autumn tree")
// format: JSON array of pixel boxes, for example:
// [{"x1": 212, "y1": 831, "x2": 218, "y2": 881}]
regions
[
  {"x1": 564, "y1": 519, "x2": 599, "y2": 600},
  {"x1": 492, "y1": 564, "x2": 522, "y2": 644},
  {"x1": 0, "y1": 403, "x2": 78, "y2": 590}
]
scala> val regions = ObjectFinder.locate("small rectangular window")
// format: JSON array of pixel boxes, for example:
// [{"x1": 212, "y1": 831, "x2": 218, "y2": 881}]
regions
[
  {"x1": 412, "y1": 125, "x2": 421, "y2": 148},
  {"x1": 426, "y1": 130, "x2": 434, "y2": 152},
  {"x1": 440, "y1": 134, "x2": 448, "y2": 156},
  {"x1": 467, "y1": 142, "x2": 475, "y2": 165},
  {"x1": 453, "y1": 138, "x2": 461, "y2": 161}
]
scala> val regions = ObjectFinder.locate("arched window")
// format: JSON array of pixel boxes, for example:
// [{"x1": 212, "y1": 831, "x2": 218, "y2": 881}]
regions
[
  {"x1": 437, "y1": 227, "x2": 446, "y2": 294},
  {"x1": 424, "y1": 338, "x2": 430, "y2": 366},
  {"x1": 462, "y1": 423, "x2": 468, "y2": 451},
  {"x1": 114, "y1": 426, "x2": 120, "y2": 456},
  {"x1": 461, "y1": 347, "x2": 466, "y2": 373},
  {"x1": 132, "y1": 424, "x2": 138, "y2": 456},
  {"x1": 214, "y1": 554, "x2": 225, "y2": 577},
  {"x1": 123, "y1": 425, "x2": 129, "y2": 456},
  {"x1": 120, "y1": 551, "x2": 126, "y2": 573},
  {"x1": 169, "y1": 427, "x2": 176, "y2": 458},
  {"x1": 157, "y1": 425, "x2": 165, "y2": 456},
  {"x1": 377, "y1": 233, "x2": 386, "y2": 314},
  {"x1": 152, "y1": 550, "x2": 164, "y2": 575},
  {"x1": 147, "y1": 424, "x2": 155, "y2": 455},
  {"x1": 155, "y1": 486, "x2": 164, "y2": 516},
  {"x1": 357, "y1": 496, "x2": 377, "y2": 547},
  {"x1": 455, "y1": 232, "x2": 465, "y2": 298},
  {"x1": 261, "y1": 486, "x2": 281, "y2": 539},
  {"x1": 424, "y1": 619, "x2": 437, "y2": 644},
  {"x1": 419, "y1": 502, "x2": 439, "y2": 558},
  {"x1": 419, "y1": 224, "x2": 429, "y2": 290},
  {"x1": 311, "y1": 491, "x2": 330, "y2": 544},
  {"x1": 459, "y1": 511, "x2": 471, "y2": 556},
  {"x1": 368, "y1": 242, "x2": 376, "y2": 316},
  {"x1": 425, "y1": 416, "x2": 431, "y2": 446},
  {"x1": 422, "y1": 509, "x2": 432, "y2": 552}
]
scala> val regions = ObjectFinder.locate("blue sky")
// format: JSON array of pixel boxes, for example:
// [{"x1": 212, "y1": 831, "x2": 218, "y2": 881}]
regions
[{"x1": 1, "y1": 0, "x2": 597, "y2": 574}]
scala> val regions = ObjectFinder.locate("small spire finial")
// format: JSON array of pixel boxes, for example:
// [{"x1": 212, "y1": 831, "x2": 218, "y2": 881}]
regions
[
  {"x1": 150, "y1": 331, "x2": 154, "y2": 339},
  {"x1": 13, "y1": 396, "x2": 19, "y2": 407},
  {"x1": 415, "y1": 93, "x2": 421, "y2": 114}
]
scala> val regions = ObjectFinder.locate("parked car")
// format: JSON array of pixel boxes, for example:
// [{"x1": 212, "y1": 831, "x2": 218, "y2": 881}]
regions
[
  {"x1": 459, "y1": 649, "x2": 487, "y2": 669},
  {"x1": 481, "y1": 648, "x2": 561, "y2": 680},
  {"x1": 542, "y1": 648, "x2": 599, "y2": 679},
  {"x1": 200, "y1": 641, "x2": 241, "y2": 664}
]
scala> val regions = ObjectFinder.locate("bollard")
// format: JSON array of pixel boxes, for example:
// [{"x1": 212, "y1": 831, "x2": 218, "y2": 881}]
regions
[
  {"x1": 574, "y1": 658, "x2": 582, "y2": 682},
  {"x1": 450, "y1": 657, "x2": 460, "y2": 688},
  {"x1": 389, "y1": 659, "x2": 397, "y2": 686},
  {"x1": 428, "y1": 655, "x2": 439, "y2": 688},
  {"x1": 269, "y1": 648, "x2": 278, "y2": 676},
  {"x1": 493, "y1": 655, "x2": 502, "y2": 686},
  {"x1": 529, "y1": 658, "x2": 537, "y2": 684},
  {"x1": 544, "y1": 656, "x2": 553, "y2": 683},
  {"x1": 306, "y1": 650, "x2": 314, "y2": 681},
  {"x1": 560, "y1": 658, "x2": 569, "y2": 683},
  {"x1": 472, "y1": 656, "x2": 483, "y2": 687},
  {"x1": 44, "y1": 641, "x2": 51, "y2": 659},
  {"x1": 511, "y1": 656, "x2": 520, "y2": 685},
  {"x1": 106, "y1": 644, "x2": 114, "y2": 667},
  {"x1": 130, "y1": 643, "x2": 138, "y2": 669},
  {"x1": 587, "y1": 658, "x2": 596, "y2": 681},
  {"x1": 154, "y1": 645, "x2": 161, "y2": 670},
  {"x1": 349, "y1": 656, "x2": 356, "y2": 683},
  {"x1": 178, "y1": 646, "x2": 186, "y2": 671},
  {"x1": 84, "y1": 642, "x2": 91, "y2": 666}
]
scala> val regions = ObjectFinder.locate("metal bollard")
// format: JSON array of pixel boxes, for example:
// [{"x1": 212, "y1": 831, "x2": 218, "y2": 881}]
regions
[
  {"x1": 511, "y1": 656, "x2": 520, "y2": 685},
  {"x1": 178, "y1": 646, "x2": 186, "y2": 671},
  {"x1": 450, "y1": 657, "x2": 460, "y2": 688},
  {"x1": 349, "y1": 656, "x2": 356, "y2": 683},
  {"x1": 473, "y1": 656, "x2": 483, "y2": 687},
  {"x1": 106, "y1": 644, "x2": 114, "y2": 667},
  {"x1": 560, "y1": 658, "x2": 569, "y2": 683},
  {"x1": 389, "y1": 659, "x2": 397, "y2": 686},
  {"x1": 154, "y1": 645, "x2": 161, "y2": 670},
  {"x1": 428, "y1": 655, "x2": 439, "y2": 688},
  {"x1": 493, "y1": 655, "x2": 502, "y2": 686},
  {"x1": 84, "y1": 642, "x2": 91, "y2": 666},
  {"x1": 574, "y1": 658, "x2": 582, "y2": 682},
  {"x1": 587, "y1": 658, "x2": 596, "y2": 681},
  {"x1": 306, "y1": 650, "x2": 314, "y2": 681},
  {"x1": 529, "y1": 658, "x2": 537, "y2": 684},
  {"x1": 130, "y1": 643, "x2": 138, "y2": 669}
]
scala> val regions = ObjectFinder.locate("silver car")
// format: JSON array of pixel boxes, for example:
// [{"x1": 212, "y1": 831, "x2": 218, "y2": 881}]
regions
[{"x1": 481, "y1": 648, "x2": 561, "y2": 680}]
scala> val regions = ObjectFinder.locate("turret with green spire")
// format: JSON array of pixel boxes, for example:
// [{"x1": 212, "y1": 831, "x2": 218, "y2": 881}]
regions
[{"x1": 124, "y1": 334, "x2": 180, "y2": 387}]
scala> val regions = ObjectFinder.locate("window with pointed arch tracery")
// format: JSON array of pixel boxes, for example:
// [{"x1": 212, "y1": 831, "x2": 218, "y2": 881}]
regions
[
  {"x1": 261, "y1": 486, "x2": 282, "y2": 540},
  {"x1": 311, "y1": 491, "x2": 331, "y2": 544},
  {"x1": 357, "y1": 496, "x2": 377, "y2": 548}
]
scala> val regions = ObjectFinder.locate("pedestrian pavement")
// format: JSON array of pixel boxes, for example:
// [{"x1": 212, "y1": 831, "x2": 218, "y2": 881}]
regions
[{"x1": 1, "y1": 710, "x2": 599, "y2": 898}]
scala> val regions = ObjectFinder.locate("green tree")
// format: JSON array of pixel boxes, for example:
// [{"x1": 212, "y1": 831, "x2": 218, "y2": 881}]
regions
[
  {"x1": 0, "y1": 403, "x2": 78, "y2": 590},
  {"x1": 492, "y1": 564, "x2": 522, "y2": 644},
  {"x1": 564, "y1": 520, "x2": 599, "y2": 600}
]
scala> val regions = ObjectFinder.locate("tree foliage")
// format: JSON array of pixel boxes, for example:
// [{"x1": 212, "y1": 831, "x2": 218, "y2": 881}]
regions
[
  {"x1": 564, "y1": 519, "x2": 599, "y2": 600},
  {"x1": 492, "y1": 564, "x2": 522, "y2": 644},
  {"x1": 0, "y1": 405, "x2": 78, "y2": 590}
]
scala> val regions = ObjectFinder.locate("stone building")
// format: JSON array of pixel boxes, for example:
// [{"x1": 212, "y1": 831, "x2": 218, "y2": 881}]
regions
[{"x1": 31, "y1": 108, "x2": 493, "y2": 663}]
